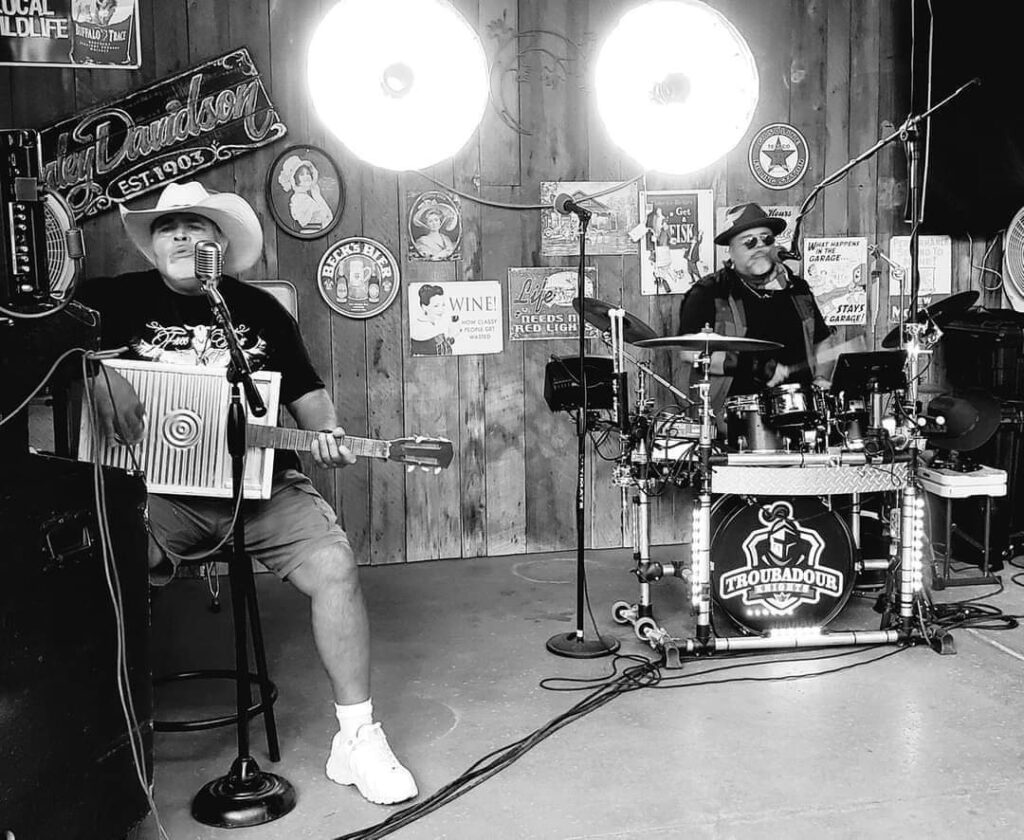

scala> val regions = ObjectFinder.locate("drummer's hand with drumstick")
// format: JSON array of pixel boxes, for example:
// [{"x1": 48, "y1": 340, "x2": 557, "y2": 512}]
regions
[{"x1": 763, "y1": 358, "x2": 831, "y2": 390}]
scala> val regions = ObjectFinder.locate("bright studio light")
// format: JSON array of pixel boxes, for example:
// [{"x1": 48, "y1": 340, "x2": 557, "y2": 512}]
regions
[
  {"x1": 308, "y1": 0, "x2": 488, "y2": 171},
  {"x1": 595, "y1": 0, "x2": 759, "y2": 174}
]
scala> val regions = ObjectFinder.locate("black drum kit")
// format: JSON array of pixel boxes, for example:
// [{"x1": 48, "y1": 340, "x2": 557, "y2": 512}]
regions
[{"x1": 558, "y1": 293, "x2": 983, "y2": 662}]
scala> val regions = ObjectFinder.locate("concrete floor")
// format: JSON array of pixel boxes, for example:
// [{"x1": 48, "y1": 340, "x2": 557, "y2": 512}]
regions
[{"x1": 134, "y1": 543, "x2": 1024, "y2": 840}]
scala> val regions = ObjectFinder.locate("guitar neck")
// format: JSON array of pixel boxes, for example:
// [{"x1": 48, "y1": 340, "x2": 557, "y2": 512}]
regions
[{"x1": 247, "y1": 424, "x2": 390, "y2": 460}]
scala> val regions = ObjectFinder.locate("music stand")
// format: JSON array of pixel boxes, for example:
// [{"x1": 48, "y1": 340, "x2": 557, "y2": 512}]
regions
[{"x1": 830, "y1": 350, "x2": 908, "y2": 397}]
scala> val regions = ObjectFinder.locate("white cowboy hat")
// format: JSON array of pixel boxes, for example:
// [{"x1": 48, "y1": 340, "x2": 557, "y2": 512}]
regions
[{"x1": 119, "y1": 181, "x2": 263, "y2": 274}]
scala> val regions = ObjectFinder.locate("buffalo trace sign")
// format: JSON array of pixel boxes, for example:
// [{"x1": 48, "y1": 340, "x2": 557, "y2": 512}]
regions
[{"x1": 40, "y1": 47, "x2": 287, "y2": 220}]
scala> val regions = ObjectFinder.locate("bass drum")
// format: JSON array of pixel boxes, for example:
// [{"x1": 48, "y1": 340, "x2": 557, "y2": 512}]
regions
[{"x1": 710, "y1": 495, "x2": 856, "y2": 634}]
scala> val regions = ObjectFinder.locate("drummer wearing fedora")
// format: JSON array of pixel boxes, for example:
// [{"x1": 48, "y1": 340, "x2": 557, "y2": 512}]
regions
[
  {"x1": 677, "y1": 202, "x2": 833, "y2": 426},
  {"x1": 78, "y1": 181, "x2": 418, "y2": 806}
]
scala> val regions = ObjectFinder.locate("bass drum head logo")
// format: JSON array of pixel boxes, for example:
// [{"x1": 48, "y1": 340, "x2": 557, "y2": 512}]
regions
[
  {"x1": 317, "y1": 237, "x2": 400, "y2": 319},
  {"x1": 711, "y1": 496, "x2": 854, "y2": 634},
  {"x1": 748, "y1": 123, "x2": 809, "y2": 190}
]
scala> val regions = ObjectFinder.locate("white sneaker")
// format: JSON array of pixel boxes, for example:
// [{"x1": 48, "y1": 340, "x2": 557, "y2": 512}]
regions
[{"x1": 326, "y1": 723, "x2": 418, "y2": 805}]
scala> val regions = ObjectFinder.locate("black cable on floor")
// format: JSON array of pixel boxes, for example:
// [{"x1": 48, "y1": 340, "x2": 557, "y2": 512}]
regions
[{"x1": 331, "y1": 644, "x2": 910, "y2": 840}]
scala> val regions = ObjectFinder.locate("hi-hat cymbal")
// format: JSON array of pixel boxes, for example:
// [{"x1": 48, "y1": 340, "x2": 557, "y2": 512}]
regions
[
  {"x1": 572, "y1": 297, "x2": 659, "y2": 343},
  {"x1": 881, "y1": 290, "x2": 980, "y2": 349},
  {"x1": 634, "y1": 329, "x2": 783, "y2": 352}
]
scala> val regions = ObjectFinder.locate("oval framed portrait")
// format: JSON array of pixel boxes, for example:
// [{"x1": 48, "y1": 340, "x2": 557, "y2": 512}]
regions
[
  {"x1": 266, "y1": 144, "x2": 344, "y2": 239},
  {"x1": 407, "y1": 190, "x2": 462, "y2": 261}
]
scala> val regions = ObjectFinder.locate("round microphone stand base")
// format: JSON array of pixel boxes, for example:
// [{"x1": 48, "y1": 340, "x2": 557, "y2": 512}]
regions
[
  {"x1": 546, "y1": 631, "x2": 620, "y2": 659},
  {"x1": 192, "y1": 756, "x2": 296, "y2": 829}
]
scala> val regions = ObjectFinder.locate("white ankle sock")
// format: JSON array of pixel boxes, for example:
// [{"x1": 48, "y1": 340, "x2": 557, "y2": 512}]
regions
[{"x1": 334, "y1": 698, "x2": 373, "y2": 741}]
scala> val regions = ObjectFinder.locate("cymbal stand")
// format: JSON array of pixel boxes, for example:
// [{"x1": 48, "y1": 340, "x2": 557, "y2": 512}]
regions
[
  {"x1": 691, "y1": 347, "x2": 715, "y2": 647},
  {"x1": 613, "y1": 347, "x2": 716, "y2": 658},
  {"x1": 608, "y1": 309, "x2": 631, "y2": 540},
  {"x1": 611, "y1": 323, "x2": 693, "y2": 641}
]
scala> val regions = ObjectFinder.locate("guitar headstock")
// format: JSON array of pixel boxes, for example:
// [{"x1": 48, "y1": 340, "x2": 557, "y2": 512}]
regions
[{"x1": 387, "y1": 436, "x2": 454, "y2": 471}]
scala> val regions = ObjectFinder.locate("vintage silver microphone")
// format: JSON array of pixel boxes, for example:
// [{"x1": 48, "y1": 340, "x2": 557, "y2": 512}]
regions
[
  {"x1": 194, "y1": 239, "x2": 266, "y2": 416},
  {"x1": 195, "y1": 239, "x2": 224, "y2": 298}
]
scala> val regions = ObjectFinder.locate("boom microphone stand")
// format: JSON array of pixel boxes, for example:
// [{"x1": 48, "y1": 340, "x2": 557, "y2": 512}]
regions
[
  {"x1": 780, "y1": 80, "x2": 978, "y2": 648},
  {"x1": 190, "y1": 242, "x2": 296, "y2": 827},
  {"x1": 547, "y1": 202, "x2": 619, "y2": 658}
]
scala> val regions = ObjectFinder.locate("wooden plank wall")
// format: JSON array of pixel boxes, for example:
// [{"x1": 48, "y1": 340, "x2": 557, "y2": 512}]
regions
[{"x1": 5, "y1": 0, "x2": 998, "y2": 565}]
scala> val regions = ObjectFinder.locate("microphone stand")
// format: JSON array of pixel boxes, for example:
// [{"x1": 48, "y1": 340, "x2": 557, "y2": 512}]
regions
[
  {"x1": 191, "y1": 280, "x2": 295, "y2": 827},
  {"x1": 547, "y1": 211, "x2": 619, "y2": 658},
  {"x1": 783, "y1": 77, "x2": 980, "y2": 271},
  {"x1": 780, "y1": 78, "x2": 979, "y2": 646}
]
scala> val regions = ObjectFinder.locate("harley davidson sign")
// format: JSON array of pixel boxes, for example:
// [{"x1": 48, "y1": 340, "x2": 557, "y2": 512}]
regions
[{"x1": 40, "y1": 47, "x2": 287, "y2": 220}]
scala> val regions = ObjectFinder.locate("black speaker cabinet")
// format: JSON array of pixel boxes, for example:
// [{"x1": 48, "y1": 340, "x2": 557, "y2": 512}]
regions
[{"x1": 0, "y1": 455, "x2": 152, "y2": 839}]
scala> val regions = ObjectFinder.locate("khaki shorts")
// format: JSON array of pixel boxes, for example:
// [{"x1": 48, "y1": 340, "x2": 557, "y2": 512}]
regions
[{"x1": 146, "y1": 468, "x2": 352, "y2": 582}]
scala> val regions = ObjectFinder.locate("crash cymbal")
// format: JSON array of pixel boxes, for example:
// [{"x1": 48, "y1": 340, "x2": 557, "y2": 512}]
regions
[
  {"x1": 881, "y1": 290, "x2": 980, "y2": 349},
  {"x1": 634, "y1": 328, "x2": 783, "y2": 353},
  {"x1": 572, "y1": 297, "x2": 659, "y2": 343}
]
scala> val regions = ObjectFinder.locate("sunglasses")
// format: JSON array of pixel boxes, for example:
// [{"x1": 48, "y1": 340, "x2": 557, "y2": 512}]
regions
[{"x1": 739, "y1": 233, "x2": 776, "y2": 249}]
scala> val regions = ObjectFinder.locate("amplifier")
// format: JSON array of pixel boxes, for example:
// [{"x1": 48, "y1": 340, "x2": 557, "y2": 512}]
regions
[
  {"x1": 943, "y1": 309, "x2": 1024, "y2": 398},
  {"x1": 544, "y1": 355, "x2": 615, "y2": 411},
  {"x1": 0, "y1": 129, "x2": 49, "y2": 306},
  {"x1": 0, "y1": 455, "x2": 152, "y2": 840}
]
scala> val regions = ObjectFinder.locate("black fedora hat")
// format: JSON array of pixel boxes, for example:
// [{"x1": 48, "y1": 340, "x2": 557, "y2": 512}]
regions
[{"x1": 714, "y1": 202, "x2": 787, "y2": 246}]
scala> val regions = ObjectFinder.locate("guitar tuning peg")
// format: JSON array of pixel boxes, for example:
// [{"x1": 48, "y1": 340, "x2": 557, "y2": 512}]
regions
[
  {"x1": 433, "y1": 467, "x2": 441, "y2": 475},
  {"x1": 420, "y1": 465, "x2": 429, "y2": 473},
  {"x1": 406, "y1": 465, "x2": 415, "y2": 473}
]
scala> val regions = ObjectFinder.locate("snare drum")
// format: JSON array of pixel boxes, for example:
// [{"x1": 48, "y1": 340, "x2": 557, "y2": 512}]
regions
[
  {"x1": 766, "y1": 383, "x2": 816, "y2": 427},
  {"x1": 710, "y1": 495, "x2": 855, "y2": 634},
  {"x1": 724, "y1": 393, "x2": 781, "y2": 452}
]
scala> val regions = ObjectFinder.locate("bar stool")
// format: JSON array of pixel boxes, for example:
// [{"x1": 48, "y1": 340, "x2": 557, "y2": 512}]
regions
[
  {"x1": 151, "y1": 278, "x2": 297, "y2": 760},
  {"x1": 151, "y1": 549, "x2": 281, "y2": 762}
]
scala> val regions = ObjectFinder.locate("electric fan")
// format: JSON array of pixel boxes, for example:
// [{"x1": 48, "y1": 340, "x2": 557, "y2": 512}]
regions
[
  {"x1": 1002, "y1": 206, "x2": 1024, "y2": 311},
  {"x1": 43, "y1": 190, "x2": 78, "y2": 299}
]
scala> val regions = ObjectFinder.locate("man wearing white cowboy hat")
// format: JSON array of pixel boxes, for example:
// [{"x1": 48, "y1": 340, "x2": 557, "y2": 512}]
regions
[
  {"x1": 78, "y1": 180, "x2": 417, "y2": 806},
  {"x1": 676, "y1": 202, "x2": 833, "y2": 435}
]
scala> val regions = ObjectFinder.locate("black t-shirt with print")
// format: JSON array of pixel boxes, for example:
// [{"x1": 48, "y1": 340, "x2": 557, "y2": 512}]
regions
[{"x1": 78, "y1": 269, "x2": 324, "y2": 473}]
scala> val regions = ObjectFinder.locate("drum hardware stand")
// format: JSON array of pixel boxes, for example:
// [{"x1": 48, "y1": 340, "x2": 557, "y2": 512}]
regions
[
  {"x1": 617, "y1": 341, "x2": 955, "y2": 666},
  {"x1": 547, "y1": 211, "x2": 620, "y2": 659},
  {"x1": 191, "y1": 262, "x2": 296, "y2": 827},
  {"x1": 611, "y1": 327, "x2": 702, "y2": 646}
]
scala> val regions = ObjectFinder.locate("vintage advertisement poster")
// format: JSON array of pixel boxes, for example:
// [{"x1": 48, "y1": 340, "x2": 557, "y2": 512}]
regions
[
  {"x1": 316, "y1": 237, "x2": 400, "y2": 320},
  {"x1": 639, "y1": 189, "x2": 713, "y2": 295},
  {"x1": 715, "y1": 204, "x2": 798, "y2": 268},
  {"x1": 804, "y1": 236, "x2": 868, "y2": 325},
  {"x1": 407, "y1": 191, "x2": 462, "y2": 262},
  {"x1": 508, "y1": 267, "x2": 598, "y2": 341},
  {"x1": 886, "y1": 235, "x2": 952, "y2": 323},
  {"x1": 409, "y1": 281, "x2": 503, "y2": 357},
  {"x1": 540, "y1": 180, "x2": 640, "y2": 257},
  {"x1": 1, "y1": 0, "x2": 140, "y2": 68},
  {"x1": 39, "y1": 48, "x2": 286, "y2": 220}
]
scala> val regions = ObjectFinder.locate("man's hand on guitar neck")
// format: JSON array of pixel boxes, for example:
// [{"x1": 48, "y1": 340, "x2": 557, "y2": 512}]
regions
[
  {"x1": 312, "y1": 427, "x2": 357, "y2": 470},
  {"x1": 289, "y1": 388, "x2": 357, "y2": 470},
  {"x1": 90, "y1": 364, "x2": 146, "y2": 445}
]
